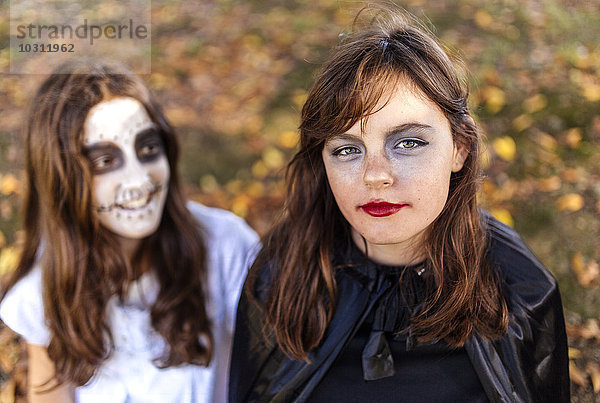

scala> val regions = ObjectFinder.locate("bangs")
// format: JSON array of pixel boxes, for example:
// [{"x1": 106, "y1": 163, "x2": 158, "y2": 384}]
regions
[
  {"x1": 300, "y1": 38, "x2": 410, "y2": 143},
  {"x1": 335, "y1": 58, "x2": 403, "y2": 136}
]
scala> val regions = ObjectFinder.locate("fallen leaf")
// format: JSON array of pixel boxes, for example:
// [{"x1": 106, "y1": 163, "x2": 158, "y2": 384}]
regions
[
  {"x1": 537, "y1": 176, "x2": 561, "y2": 192},
  {"x1": 490, "y1": 208, "x2": 514, "y2": 227},
  {"x1": 523, "y1": 94, "x2": 547, "y2": 113},
  {"x1": 483, "y1": 86, "x2": 506, "y2": 114},
  {"x1": 251, "y1": 161, "x2": 269, "y2": 179},
  {"x1": 580, "y1": 319, "x2": 600, "y2": 341},
  {"x1": 586, "y1": 362, "x2": 600, "y2": 393},
  {"x1": 556, "y1": 193, "x2": 584, "y2": 212},
  {"x1": 568, "y1": 347, "x2": 581, "y2": 359},
  {"x1": 232, "y1": 194, "x2": 251, "y2": 217},
  {"x1": 534, "y1": 131, "x2": 558, "y2": 151},
  {"x1": 571, "y1": 254, "x2": 599, "y2": 288},
  {"x1": 262, "y1": 147, "x2": 285, "y2": 170},
  {"x1": 569, "y1": 361, "x2": 588, "y2": 387},
  {"x1": 561, "y1": 168, "x2": 584, "y2": 183},
  {"x1": 0, "y1": 174, "x2": 20, "y2": 195},
  {"x1": 565, "y1": 128, "x2": 582, "y2": 148},
  {"x1": 474, "y1": 10, "x2": 493, "y2": 28},
  {"x1": 0, "y1": 246, "x2": 21, "y2": 276},
  {"x1": 277, "y1": 131, "x2": 298, "y2": 149},
  {"x1": 512, "y1": 114, "x2": 534, "y2": 132},
  {"x1": 492, "y1": 136, "x2": 516, "y2": 162},
  {"x1": 583, "y1": 84, "x2": 600, "y2": 102}
]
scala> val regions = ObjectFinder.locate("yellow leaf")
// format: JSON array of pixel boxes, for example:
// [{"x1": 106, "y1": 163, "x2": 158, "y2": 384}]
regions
[
  {"x1": 570, "y1": 253, "x2": 599, "y2": 287},
  {"x1": 565, "y1": 128, "x2": 582, "y2": 148},
  {"x1": 556, "y1": 193, "x2": 584, "y2": 212},
  {"x1": 0, "y1": 246, "x2": 20, "y2": 276},
  {"x1": 199, "y1": 174, "x2": 219, "y2": 193},
  {"x1": 483, "y1": 86, "x2": 505, "y2": 114},
  {"x1": 583, "y1": 84, "x2": 600, "y2": 102},
  {"x1": 561, "y1": 167, "x2": 583, "y2": 183},
  {"x1": 512, "y1": 114, "x2": 534, "y2": 132},
  {"x1": 291, "y1": 90, "x2": 308, "y2": 109},
  {"x1": 568, "y1": 347, "x2": 581, "y2": 359},
  {"x1": 0, "y1": 174, "x2": 19, "y2": 195},
  {"x1": 246, "y1": 181, "x2": 265, "y2": 198},
  {"x1": 262, "y1": 147, "x2": 285, "y2": 170},
  {"x1": 490, "y1": 208, "x2": 514, "y2": 227},
  {"x1": 277, "y1": 131, "x2": 298, "y2": 149},
  {"x1": 0, "y1": 201, "x2": 13, "y2": 220},
  {"x1": 474, "y1": 10, "x2": 493, "y2": 28},
  {"x1": 252, "y1": 161, "x2": 269, "y2": 179},
  {"x1": 537, "y1": 176, "x2": 561, "y2": 192},
  {"x1": 0, "y1": 230, "x2": 5, "y2": 248},
  {"x1": 148, "y1": 72, "x2": 172, "y2": 90},
  {"x1": 586, "y1": 362, "x2": 600, "y2": 393},
  {"x1": 492, "y1": 136, "x2": 516, "y2": 162},
  {"x1": 534, "y1": 132, "x2": 557, "y2": 151},
  {"x1": 225, "y1": 179, "x2": 242, "y2": 194},
  {"x1": 569, "y1": 362, "x2": 588, "y2": 387},
  {"x1": 522, "y1": 94, "x2": 547, "y2": 113},
  {"x1": 231, "y1": 194, "x2": 251, "y2": 217}
]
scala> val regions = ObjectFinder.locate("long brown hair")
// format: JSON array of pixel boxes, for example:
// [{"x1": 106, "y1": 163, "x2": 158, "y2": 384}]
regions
[
  {"x1": 2, "y1": 61, "x2": 212, "y2": 385},
  {"x1": 249, "y1": 7, "x2": 508, "y2": 361}
]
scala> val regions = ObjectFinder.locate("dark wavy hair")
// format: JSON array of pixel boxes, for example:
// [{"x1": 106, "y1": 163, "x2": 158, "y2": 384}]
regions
[
  {"x1": 1, "y1": 61, "x2": 212, "y2": 385},
  {"x1": 248, "y1": 7, "x2": 508, "y2": 361}
]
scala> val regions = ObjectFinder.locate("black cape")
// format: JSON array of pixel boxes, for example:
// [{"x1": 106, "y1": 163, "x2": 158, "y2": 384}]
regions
[{"x1": 229, "y1": 214, "x2": 570, "y2": 402}]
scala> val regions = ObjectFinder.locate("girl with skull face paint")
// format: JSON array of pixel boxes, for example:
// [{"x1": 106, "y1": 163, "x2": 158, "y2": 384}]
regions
[
  {"x1": 229, "y1": 7, "x2": 570, "y2": 402},
  {"x1": 0, "y1": 62, "x2": 258, "y2": 402}
]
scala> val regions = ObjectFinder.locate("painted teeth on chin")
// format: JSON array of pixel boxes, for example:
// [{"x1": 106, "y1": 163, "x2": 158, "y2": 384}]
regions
[{"x1": 118, "y1": 193, "x2": 153, "y2": 210}]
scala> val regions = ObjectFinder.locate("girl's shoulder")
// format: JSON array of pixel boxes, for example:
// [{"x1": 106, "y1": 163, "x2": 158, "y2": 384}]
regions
[
  {"x1": 185, "y1": 201, "x2": 260, "y2": 327},
  {"x1": 186, "y1": 200, "x2": 259, "y2": 250},
  {"x1": 0, "y1": 265, "x2": 49, "y2": 345}
]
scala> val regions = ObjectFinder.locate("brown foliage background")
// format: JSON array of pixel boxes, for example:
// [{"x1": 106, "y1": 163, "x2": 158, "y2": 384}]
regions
[{"x1": 0, "y1": 0, "x2": 599, "y2": 401}]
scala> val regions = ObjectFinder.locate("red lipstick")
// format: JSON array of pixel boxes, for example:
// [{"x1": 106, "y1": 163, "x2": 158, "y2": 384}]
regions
[{"x1": 359, "y1": 201, "x2": 408, "y2": 217}]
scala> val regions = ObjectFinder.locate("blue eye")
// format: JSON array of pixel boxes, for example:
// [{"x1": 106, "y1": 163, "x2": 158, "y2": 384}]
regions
[
  {"x1": 333, "y1": 146, "x2": 361, "y2": 156},
  {"x1": 395, "y1": 138, "x2": 428, "y2": 149}
]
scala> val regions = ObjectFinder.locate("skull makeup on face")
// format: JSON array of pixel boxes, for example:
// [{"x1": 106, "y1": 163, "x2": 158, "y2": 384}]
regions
[{"x1": 83, "y1": 97, "x2": 170, "y2": 239}]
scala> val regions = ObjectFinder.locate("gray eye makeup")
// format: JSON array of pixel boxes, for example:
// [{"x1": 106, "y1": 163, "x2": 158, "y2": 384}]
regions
[
  {"x1": 84, "y1": 144, "x2": 124, "y2": 174},
  {"x1": 84, "y1": 127, "x2": 165, "y2": 175},
  {"x1": 385, "y1": 123, "x2": 432, "y2": 152},
  {"x1": 135, "y1": 127, "x2": 165, "y2": 163}
]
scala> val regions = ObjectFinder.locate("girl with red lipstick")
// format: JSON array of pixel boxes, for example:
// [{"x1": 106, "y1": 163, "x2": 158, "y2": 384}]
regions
[{"x1": 230, "y1": 6, "x2": 569, "y2": 403}]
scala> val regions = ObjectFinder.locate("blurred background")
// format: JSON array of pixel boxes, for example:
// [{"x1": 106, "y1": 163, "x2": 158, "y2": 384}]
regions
[{"x1": 0, "y1": 0, "x2": 599, "y2": 401}]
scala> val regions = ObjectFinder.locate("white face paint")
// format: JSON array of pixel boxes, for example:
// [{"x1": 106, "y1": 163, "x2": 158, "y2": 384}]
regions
[{"x1": 83, "y1": 97, "x2": 170, "y2": 240}]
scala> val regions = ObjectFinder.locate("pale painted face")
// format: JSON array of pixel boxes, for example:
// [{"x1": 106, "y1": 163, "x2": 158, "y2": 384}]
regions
[
  {"x1": 83, "y1": 97, "x2": 170, "y2": 240},
  {"x1": 322, "y1": 81, "x2": 467, "y2": 266}
]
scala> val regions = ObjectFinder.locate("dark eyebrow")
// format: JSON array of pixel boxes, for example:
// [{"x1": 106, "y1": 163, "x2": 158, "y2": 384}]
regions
[
  {"x1": 327, "y1": 133, "x2": 364, "y2": 143},
  {"x1": 385, "y1": 123, "x2": 433, "y2": 136},
  {"x1": 83, "y1": 142, "x2": 120, "y2": 156},
  {"x1": 330, "y1": 123, "x2": 433, "y2": 143},
  {"x1": 134, "y1": 126, "x2": 161, "y2": 144}
]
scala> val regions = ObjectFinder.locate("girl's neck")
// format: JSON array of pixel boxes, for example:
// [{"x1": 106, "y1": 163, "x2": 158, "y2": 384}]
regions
[
  {"x1": 117, "y1": 236, "x2": 142, "y2": 263},
  {"x1": 350, "y1": 228, "x2": 426, "y2": 267}
]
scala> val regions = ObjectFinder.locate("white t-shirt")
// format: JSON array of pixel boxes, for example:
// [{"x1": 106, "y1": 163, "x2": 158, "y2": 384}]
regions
[{"x1": 0, "y1": 201, "x2": 259, "y2": 403}]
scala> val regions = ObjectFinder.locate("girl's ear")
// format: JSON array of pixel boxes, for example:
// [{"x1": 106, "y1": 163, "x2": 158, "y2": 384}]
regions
[
  {"x1": 451, "y1": 143, "x2": 469, "y2": 172},
  {"x1": 451, "y1": 115, "x2": 475, "y2": 173}
]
